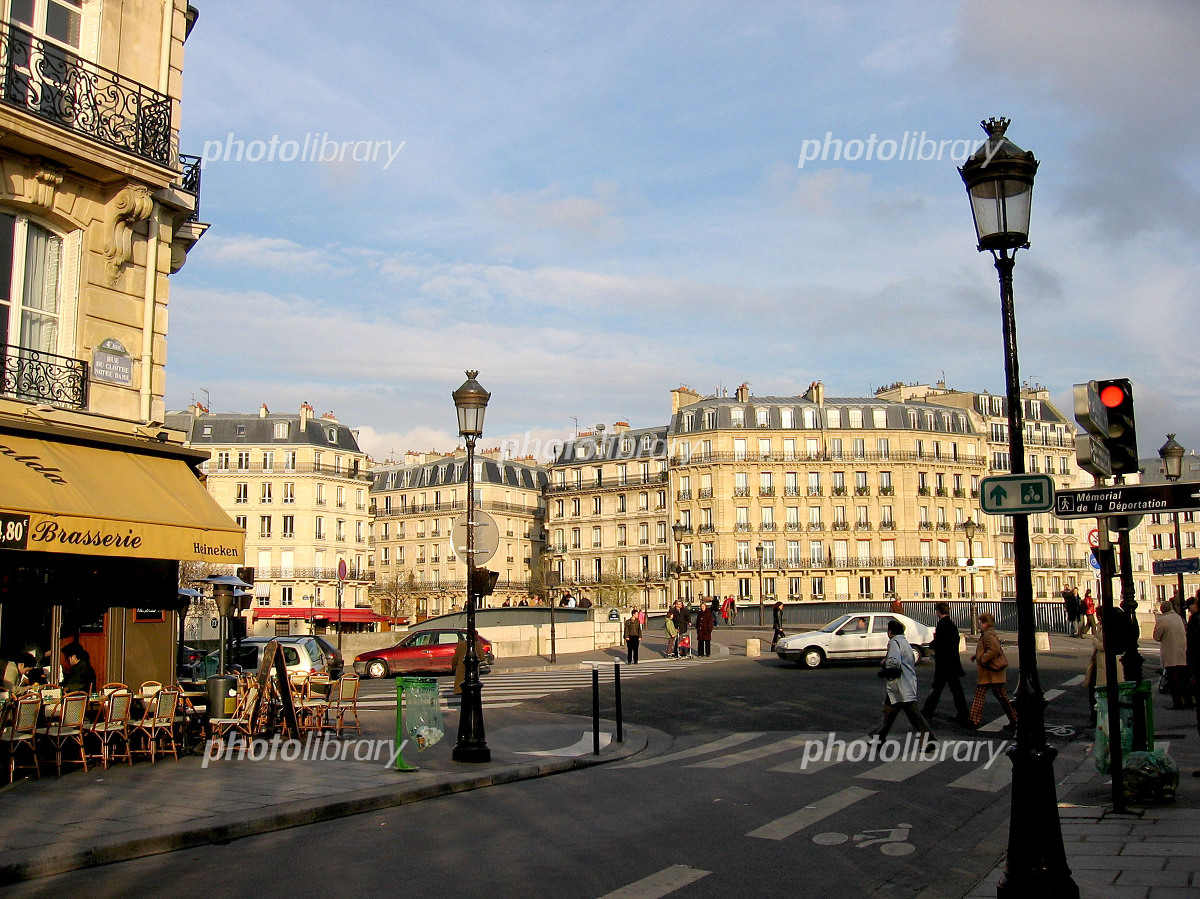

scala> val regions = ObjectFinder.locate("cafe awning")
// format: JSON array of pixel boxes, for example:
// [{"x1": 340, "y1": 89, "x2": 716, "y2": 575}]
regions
[
  {"x1": 253, "y1": 607, "x2": 389, "y2": 622},
  {"x1": 0, "y1": 426, "x2": 243, "y2": 563}
]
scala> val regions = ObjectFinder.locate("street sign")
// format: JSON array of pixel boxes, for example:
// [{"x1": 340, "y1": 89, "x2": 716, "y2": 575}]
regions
[
  {"x1": 1053, "y1": 482, "x2": 1200, "y2": 519},
  {"x1": 337, "y1": 559, "x2": 348, "y2": 582},
  {"x1": 1087, "y1": 528, "x2": 1100, "y2": 549},
  {"x1": 1153, "y1": 557, "x2": 1200, "y2": 576},
  {"x1": 452, "y1": 509, "x2": 499, "y2": 565},
  {"x1": 979, "y1": 474, "x2": 1055, "y2": 515},
  {"x1": 1073, "y1": 381, "x2": 1110, "y2": 439},
  {"x1": 1088, "y1": 554, "x2": 1101, "y2": 571},
  {"x1": 1074, "y1": 433, "x2": 1112, "y2": 478}
]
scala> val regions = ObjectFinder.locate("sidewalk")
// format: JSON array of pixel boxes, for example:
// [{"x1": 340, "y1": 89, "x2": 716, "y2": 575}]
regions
[
  {"x1": 967, "y1": 660, "x2": 1200, "y2": 897},
  {"x1": 0, "y1": 710, "x2": 646, "y2": 885}
]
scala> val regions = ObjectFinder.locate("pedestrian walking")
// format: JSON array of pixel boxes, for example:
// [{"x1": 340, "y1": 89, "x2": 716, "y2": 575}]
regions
[
  {"x1": 921, "y1": 602, "x2": 970, "y2": 725},
  {"x1": 871, "y1": 619, "x2": 934, "y2": 741},
  {"x1": 696, "y1": 603, "x2": 714, "y2": 657},
  {"x1": 1154, "y1": 600, "x2": 1189, "y2": 708},
  {"x1": 710, "y1": 595, "x2": 721, "y2": 628},
  {"x1": 1077, "y1": 589, "x2": 1097, "y2": 637},
  {"x1": 728, "y1": 596, "x2": 738, "y2": 625},
  {"x1": 624, "y1": 609, "x2": 642, "y2": 664},
  {"x1": 969, "y1": 612, "x2": 1017, "y2": 732},
  {"x1": 720, "y1": 596, "x2": 732, "y2": 625},
  {"x1": 1186, "y1": 596, "x2": 1200, "y2": 753},
  {"x1": 1062, "y1": 585, "x2": 1080, "y2": 636},
  {"x1": 889, "y1": 596, "x2": 904, "y2": 614},
  {"x1": 770, "y1": 601, "x2": 786, "y2": 652},
  {"x1": 1085, "y1": 607, "x2": 1109, "y2": 726},
  {"x1": 665, "y1": 606, "x2": 679, "y2": 658}
]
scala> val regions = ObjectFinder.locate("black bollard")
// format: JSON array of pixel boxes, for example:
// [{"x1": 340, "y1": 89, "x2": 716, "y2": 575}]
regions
[
  {"x1": 614, "y1": 662, "x2": 623, "y2": 743},
  {"x1": 592, "y1": 666, "x2": 600, "y2": 755}
]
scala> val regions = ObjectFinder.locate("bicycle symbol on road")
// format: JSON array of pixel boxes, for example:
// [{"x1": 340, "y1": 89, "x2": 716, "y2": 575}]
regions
[{"x1": 813, "y1": 823, "x2": 915, "y2": 856}]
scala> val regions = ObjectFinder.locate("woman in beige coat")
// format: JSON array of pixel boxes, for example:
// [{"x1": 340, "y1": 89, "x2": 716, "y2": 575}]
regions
[
  {"x1": 1154, "y1": 600, "x2": 1190, "y2": 708},
  {"x1": 969, "y1": 612, "x2": 1017, "y2": 730}
]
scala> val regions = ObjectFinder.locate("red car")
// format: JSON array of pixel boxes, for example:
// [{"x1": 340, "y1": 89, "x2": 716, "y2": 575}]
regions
[{"x1": 354, "y1": 629, "x2": 495, "y2": 678}]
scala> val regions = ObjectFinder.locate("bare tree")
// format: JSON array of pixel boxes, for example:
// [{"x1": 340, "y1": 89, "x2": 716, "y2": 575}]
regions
[{"x1": 372, "y1": 570, "x2": 417, "y2": 621}]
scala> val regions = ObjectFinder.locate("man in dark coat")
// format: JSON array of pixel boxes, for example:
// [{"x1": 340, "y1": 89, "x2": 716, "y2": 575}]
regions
[
  {"x1": 921, "y1": 602, "x2": 969, "y2": 724},
  {"x1": 1187, "y1": 595, "x2": 1200, "y2": 746},
  {"x1": 696, "y1": 604, "x2": 715, "y2": 657}
]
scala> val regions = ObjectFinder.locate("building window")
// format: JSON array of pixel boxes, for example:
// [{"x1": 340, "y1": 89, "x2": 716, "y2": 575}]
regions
[
  {"x1": 235, "y1": 515, "x2": 247, "y2": 531},
  {"x1": 262, "y1": 451, "x2": 274, "y2": 471},
  {"x1": 282, "y1": 482, "x2": 294, "y2": 504},
  {"x1": 215, "y1": 451, "x2": 229, "y2": 470},
  {"x1": 282, "y1": 515, "x2": 294, "y2": 538},
  {"x1": 260, "y1": 482, "x2": 272, "y2": 503},
  {"x1": 284, "y1": 451, "x2": 297, "y2": 470},
  {"x1": 237, "y1": 451, "x2": 250, "y2": 470},
  {"x1": 315, "y1": 517, "x2": 325, "y2": 540},
  {"x1": 280, "y1": 586, "x2": 293, "y2": 607},
  {"x1": 235, "y1": 483, "x2": 248, "y2": 503},
  {"x1": 259, "y1": 515, "x2": 271, "y2": 538}
]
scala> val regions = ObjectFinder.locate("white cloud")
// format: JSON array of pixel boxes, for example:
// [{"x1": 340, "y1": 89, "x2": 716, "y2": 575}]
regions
[{"x1": 200, "y1": 235, "x2": 345, "y2": 274}]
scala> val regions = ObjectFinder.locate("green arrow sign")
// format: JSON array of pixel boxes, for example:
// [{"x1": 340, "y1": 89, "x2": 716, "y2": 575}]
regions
[{"x1": 980, "y1": 474, "x2": 1055, "y2": 515}]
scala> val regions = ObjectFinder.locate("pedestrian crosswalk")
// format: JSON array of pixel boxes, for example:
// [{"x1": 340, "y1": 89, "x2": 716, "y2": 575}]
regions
[{"x1": 354, "y1": 656, "x2": 725, "y2": 712}]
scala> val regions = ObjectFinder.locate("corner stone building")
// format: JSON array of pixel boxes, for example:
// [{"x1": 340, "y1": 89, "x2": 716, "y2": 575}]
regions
[
  {"x1": 1, "y1": 2, "x2": 233, "y2": 687},
  {"x1": 167, "y1": 403, "x2": 374, "y2": 636},
  {"x1": 548, "y1": 381, "x2": 1097, "y2": 612}
]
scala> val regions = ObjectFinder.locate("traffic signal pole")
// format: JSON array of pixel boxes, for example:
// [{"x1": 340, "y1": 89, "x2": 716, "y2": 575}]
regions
[{"x1": 1095, "y1": 524, "x2": 1126, "y2": 813}]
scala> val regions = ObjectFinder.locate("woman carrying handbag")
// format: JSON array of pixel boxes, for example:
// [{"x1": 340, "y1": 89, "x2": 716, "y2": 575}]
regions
[{"x1": 969, "y1": 612, "x2": 1018, "y2": 733}]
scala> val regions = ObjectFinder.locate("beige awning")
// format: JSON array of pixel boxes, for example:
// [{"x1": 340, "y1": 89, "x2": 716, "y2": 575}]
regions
[{"x1": 0, "y1": 429, "x2": 243, "y2": 563}]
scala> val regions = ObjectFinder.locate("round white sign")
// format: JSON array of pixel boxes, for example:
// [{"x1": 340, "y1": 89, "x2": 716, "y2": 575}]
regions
[{"x1": 452, "y1": 510, "x2": 499, "y2": 565}]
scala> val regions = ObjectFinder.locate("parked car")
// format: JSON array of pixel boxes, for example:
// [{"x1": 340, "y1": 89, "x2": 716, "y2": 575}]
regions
[
  {"x1": 354, "y1": 629, "x2": 495, "y2": 678},
  {"x1": 774, "y1": 613, "x2": 934, "y2": 669},
  {"x1": 311, "y1": 635, "x2": 344, "y2": 678},
  {"x1": 192, "y1": 636, "x2": 337, "y2": 681}
]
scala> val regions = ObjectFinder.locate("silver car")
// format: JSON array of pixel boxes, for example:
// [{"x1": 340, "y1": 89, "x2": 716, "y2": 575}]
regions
[{"x1": 775, "y1": 612, "x2": 934, "y2": 669}]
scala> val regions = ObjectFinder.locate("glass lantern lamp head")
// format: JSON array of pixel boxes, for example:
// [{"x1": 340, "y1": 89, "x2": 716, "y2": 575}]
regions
[
  {"x1": 959, "y1": 117, "x2": 1039, "y2": 252},
  {"x1": 672, "y1": 521, "x2": 687, "y2": 542},
  {"x1": 963, "y1": 519, "x2": 977, "y2": 542},
  {"x1": 452, "y1": 370, "x2": 490, "y2": 439},
  {"x1": 1159, "y1": 433, "x2": 1185, "y2": 481},
  {"x1": 755, "y1": 543, "x2": 764, "y2": 561}
]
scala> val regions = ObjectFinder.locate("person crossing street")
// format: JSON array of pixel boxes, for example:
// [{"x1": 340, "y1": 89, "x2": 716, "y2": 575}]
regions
[
  {"x1": 624, "y1": 608, "x2": 642, "y2": 664},
  {"x1": 921, "y1": 602, "x2": 970, "y2": 725}
]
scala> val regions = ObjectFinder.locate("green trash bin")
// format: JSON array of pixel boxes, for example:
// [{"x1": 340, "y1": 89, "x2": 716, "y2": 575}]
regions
[{"x1": 1094, "y1": 679, "x2": 1155, "y2": 774}]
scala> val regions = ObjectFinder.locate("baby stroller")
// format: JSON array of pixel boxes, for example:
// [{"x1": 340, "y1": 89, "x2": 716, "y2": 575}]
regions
[{"x1": 677, "y1": 634, "x2": 691, "y2": 659}]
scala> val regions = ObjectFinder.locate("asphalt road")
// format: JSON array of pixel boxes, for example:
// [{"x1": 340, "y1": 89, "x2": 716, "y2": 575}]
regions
[{"x1": 7, "y1": 638, "x2": 1102, "y2": 899}]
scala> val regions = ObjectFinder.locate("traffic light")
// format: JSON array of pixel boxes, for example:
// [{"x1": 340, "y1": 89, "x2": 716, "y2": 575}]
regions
[
  {"x1": 471, "y1": 567, "x2": 499, "y2": 596},
  {"x1": 1096, "y1": 378, "x2": 1137, "y2": 475}
]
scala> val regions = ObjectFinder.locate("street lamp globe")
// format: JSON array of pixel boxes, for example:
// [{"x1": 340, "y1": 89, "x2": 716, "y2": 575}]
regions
[
  {"x1": 963, "y1": 519, "x2": 977, "y2": 543},
  {"x1": 452, "y1": 370, "x2": 490, "y2": 438},
  {"x1": 1159, "y1": 434, "x2": 1185, "y2": 481},
  {"x1": 672, "y1": 522, "x2": 687, "y2": 542},
  {"x1": 958, "y1": 117, "x2": 1039, "y2": 252},
  {"x1": 755, "y1": 543, "x2": 764, "y2": 562}
]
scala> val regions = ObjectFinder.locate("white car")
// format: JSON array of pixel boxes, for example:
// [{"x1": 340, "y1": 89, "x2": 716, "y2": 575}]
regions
[{"x1": 775, "y1": 612, "x2": 934, "y2": 669}]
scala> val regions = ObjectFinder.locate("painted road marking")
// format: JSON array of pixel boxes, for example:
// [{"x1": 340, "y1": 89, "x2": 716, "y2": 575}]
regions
[
  {"x1": 768, "y1": 750, "x2": 843, "y2": 775},
  {"x1": 746, "y1": 786, "x2": 877, "y2": 841},
  {"x1": 687, "y1": 733, "x2": 822, "y2": 769},
  {"x1": 1061, "y1": 674, "x2": 1085, "y2": 687},
  {"x1": 599, "y1": 865, "x2": 711, "y2": 899},
  {"x1": 621, "y1": 732, "x2": 766, "y2": 769},
  {"x1": 950, "y1": 760, "x2": 1012, "y2": 792},
  {"x1": 857, "y1": 757, "x2": 941, "y2": 783},
  {"x1": 979, "y1": 688, "x2": 1064, "y2": 732}
]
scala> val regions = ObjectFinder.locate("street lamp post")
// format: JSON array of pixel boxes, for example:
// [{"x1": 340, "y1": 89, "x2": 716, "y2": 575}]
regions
[
  {"x1": 1159, "y1": 435, "x2": 1187, "y2": 621},
  {"x1": 960, "y1": 117, "x2": 1076, "y2": 898},
  {"x1": 544, "y1": 547, "x2": 560, "y2": 664},
  {"x1": 755, "y1": 542, "x2": 765, "y2": 627},
  {"x1": 964, "y1": 519, "x2": 978, "y2": 636},
  {"x1": 672, "y1": 521, "x2": 687, "y2": 609},
  {"x1": 452, "y1": 370, "x2": 491, "y2": 763}
]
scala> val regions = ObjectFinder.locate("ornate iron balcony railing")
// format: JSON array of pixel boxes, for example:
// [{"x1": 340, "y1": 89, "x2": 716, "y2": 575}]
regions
[
  {"x1": 0, "y1": 20, "x2": 173, "y2": 167},
  {"x1": 179, "y1": 153, "x2": 201, "y2": 221},
  {"x1": 1, "y1": 343, "x2": 87, "y2": 409}
]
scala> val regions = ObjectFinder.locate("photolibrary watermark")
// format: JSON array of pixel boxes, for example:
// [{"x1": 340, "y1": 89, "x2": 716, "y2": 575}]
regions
[
  {"x1": 797, "y1": 131, "x2": 1001, "y2": 169},
  {"x1": 201, "y1": 733, "x2": 408, "y2": 769},
  {"x1": 796, "y1": 732, "x2": 1010, "y2": 770},
  {"x1": 199, "y1": 132, "x2": 406, "y2": 170}
]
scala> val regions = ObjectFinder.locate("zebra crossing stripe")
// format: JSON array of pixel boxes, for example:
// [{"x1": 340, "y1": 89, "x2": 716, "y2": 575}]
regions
[
  {"x1": 857, "y1": 757, "x2": 940, "y2": 783},
  {"x1": 949, "y1": 759, "x2": 1012, "y2": 792},
  {"x1": 1060, "y1": 674, "x2": 1085, "y2": 687},
  {"x1": 746, "y1": 786, "x2": 876, "y2": 841},
  {"x1": 688, "y1": 733, "x2": 822, "y2": 769},
  {"x1": 599, "y1": 865, "x2": 711, "y2": 899},
  {"x1": 621, "y1": 732, "x2": 766, "y2": 769},
  {"x1": 980, "y1": 687, "x2": 1065, "y2": 732}
]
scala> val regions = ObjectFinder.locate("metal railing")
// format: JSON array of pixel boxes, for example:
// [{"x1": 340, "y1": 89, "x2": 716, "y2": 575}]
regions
[
  {"x1": 178, "y1": 153, "x2": 202, "y2": 221},
  {"x1": 250, "y1": 567, "x2": 375, "y2": 582},
  {"x1": 768, "y1": 598, "x2": 1075, "y2": 635},
  {"x1": 0, "y1": 20, "x2": 173, "y2": 167},
  {"x1": 1, "y1": 343, "x2": 88, "y2": 409}
]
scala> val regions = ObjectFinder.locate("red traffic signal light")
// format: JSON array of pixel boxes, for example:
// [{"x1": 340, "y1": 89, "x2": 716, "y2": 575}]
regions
[{"x1": 1099, "y1": 383, "x2": 1128, "y2": 409}]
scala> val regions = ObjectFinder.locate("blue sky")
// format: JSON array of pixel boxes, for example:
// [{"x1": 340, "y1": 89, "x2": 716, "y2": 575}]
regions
[{"x1": 166, "y1": 0, "x2": 1199, "y2": 461}]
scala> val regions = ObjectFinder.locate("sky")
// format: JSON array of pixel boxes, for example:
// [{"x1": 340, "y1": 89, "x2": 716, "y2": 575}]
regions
[{"x1": 166, "y1": 0, "x2": 1200, "y2": 463}]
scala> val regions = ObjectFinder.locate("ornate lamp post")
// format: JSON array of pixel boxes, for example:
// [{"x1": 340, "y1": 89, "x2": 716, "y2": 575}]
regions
[
  {"x1": 672, "y1": 521, "x2": 687, "y2": 608},
  {"x1": 960, "y1": 117, "x2": 1076, "y2": 898},
  {"x1": 1159, "y1": 435, "x2": 1187, "y2": 620},
  {"x1": 755, "y1": 542, "x2": 765, "y2": 627},
  {"x1": 964, "y1": 518, "x2": 978, "y2": 635},
  {"x1": 544, "y1": 547, "x2": 561, "y2": 663},
  {"x1": 451, "y1": 370, "x2": 491, "y2": 763}
]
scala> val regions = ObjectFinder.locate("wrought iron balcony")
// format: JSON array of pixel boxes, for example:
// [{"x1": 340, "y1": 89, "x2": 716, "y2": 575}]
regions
[
  {"x1": 179, "y1": 153, "x2": 202, "y2": 221},
  {"x1": 1, "y1": 343, "x2": 88, "y2": 409},
  {"x1": 0, "y1": 20, "x2": 173, "y2": 167}
]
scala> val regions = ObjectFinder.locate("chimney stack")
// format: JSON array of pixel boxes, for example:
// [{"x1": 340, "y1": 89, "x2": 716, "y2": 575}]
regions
[
  {"x1": 299, "y1": 401, "x2": 313, "y2": 429},
  {"x1": 735, "y1": 383, "x2": 749, "y2": 403},
  {"x1": 804, "y1": 381, "x2": 825, "y2": 406},
  {"x1": 671, "y1": 385, "x2": 702, "y2": 414},
  {"x1": 259, "y1": 403, "x2": 269, "y2": 418}
]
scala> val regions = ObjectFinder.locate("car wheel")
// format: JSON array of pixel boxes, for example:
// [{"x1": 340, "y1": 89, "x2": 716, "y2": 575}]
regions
[
  {"x1": 802, "y1": 648, "x2": 825, "y2": 669},
  {"x1": 367, "y1": 660, "x2": 388, "y2": 679}
]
